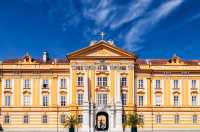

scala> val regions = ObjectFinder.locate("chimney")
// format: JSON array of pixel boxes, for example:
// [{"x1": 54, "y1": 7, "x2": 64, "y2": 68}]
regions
[{"x1": 43, "y1": 51, "x2": 48, "y2": 63}]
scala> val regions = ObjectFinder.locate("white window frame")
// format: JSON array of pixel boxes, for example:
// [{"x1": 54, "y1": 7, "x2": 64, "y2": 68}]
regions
[
  {"x1": 23, "y1": 95, "x2": 31, "y2": 106},
  {"x1": 60, "y1": 114, "x2": 65, "y2": 124},
  {"x1": 97, "y1": 77, "x2": 108, "y2": 87},
  {"x1": 155, "y1": 80, "x2": 160, "y2": 89},
  {"x1": 60, "y1": 78, "x2": 67, "y2": 89},
  {"x1": 4, "y1": 115, "x2": 10, "y2": 124},
  {"x1": 173, "y1": 96, "x2": 179, "y2": 106},
  {"x1": 138, "y1": 80, "x2": 144, "y2": 89},
  {"x1": 97, "y1": 93, "x2": 107, "y2": 105},
  {"x1": 156, "y1": 114, "x2": 161, "y2": 124},
  {"x1": 192, "y1": 114, "x2": 197, "y2": 124},
  {"x1": 120, "y1": 77, "x2": 127, "y2": 87},
  {"x1": 77, "y1": 76, "x2": 84, "y2": 86},
  {"x1": 42, "y1": 96, "x2": 49, "y2": 106},
  {"x1": 42, "y1": 115, "x2": 48, "y2": 124},
  {"x1": 155, "y1": 96, "x2": 161, "y2": 106},
  {"x1": 5, "y1": 95, "x2": 11, "y2": 106},
  {"x1": 23, "y1": 115, "x2": 29, "y2": 124},
  {"x1": 24, "y1": 79, "x2": 30, "y2": 89},
  {"x1": 5, "y1": 79, "x2": 11, "y2": 89},
  {"x1": 77, "y1": 93, "x2": 83, "y2": 105},
  {"x1": 173, "y1": 80, "x2": 179, "y2": 89},
  {"x1": 121, "y1": 93, "x2": 127, "y2": 105},
  {"x1": 60, "y1": 96, "x2": 66, "y2": 106},
  {"x1": 175, "y1": 114, "x2": 180, "y2": 124},
  {"x1": 192, "y1": 80, "x2": 197, "y2": 88},
  {"x1": 42, "y1": 80, "x2": 49, "y2": 89},
  {"x1": 97, "y1": 65, "x2": 107, "y2": 71},
  {"x1": 192, "y1": 96, "x2": 197, "y2": 106}
]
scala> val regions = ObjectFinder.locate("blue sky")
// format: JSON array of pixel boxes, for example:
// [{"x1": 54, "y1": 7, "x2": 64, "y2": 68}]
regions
[{"x1": 0, "y1": 0, "x2": 200, "y2": 60}]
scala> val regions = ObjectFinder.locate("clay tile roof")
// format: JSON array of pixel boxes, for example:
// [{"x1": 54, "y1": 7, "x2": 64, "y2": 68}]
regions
[{"x1": 2, "y1": 58, "x2": 69, "y2": 64}]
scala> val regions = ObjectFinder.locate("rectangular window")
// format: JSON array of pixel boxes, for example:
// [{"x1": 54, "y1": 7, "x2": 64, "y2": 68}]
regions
[
  {"x1": 77, "y1": 93, "x2": 83, "y2": 105},
  {"x1": 155, "y1": 96, "x2": 161, "y2": 106},
  {"x1": 60, "y1": 114, "x2": 65, "y2": 124},
  {"x1": 138, "y1": 80, "x2": 144, "y2": 89},
  {"x1": 77, "y1": 76, "x2": 84, "y2": 86},
  {"x1": 175, "y1": 114, "x2": 180, "y2": 124},
  {"x1": 192, "y1": 80, "x2": 197, "y2": 88},
  {"x1": 5, "y1": 96, "x2": 11, "y2": 106},
  {"x1": 97, "y1": 94, "x2": 107, "y2": 105},
  {"x1": 173, "y1": 80, "x2": 179, "y2": 89},
  {"x1": 60, "y1": 79, "x2": 67, "y2": 88},
  {"x1": 78, "y1": 115, "x2": 83, "y2": 124},
  {"x1": 24, "y1": 79, "x2": 30, "y2": 89},
  {"x1": 5, "y1": 79, "x2": 11, "y2": 89},
  {"x1": 23, "y1": 96, "x2": 30, "y2": 106},
  {"x1": 76, "y1": 66, "x2": 83, "y2": 70},
  {"x1": 4, "y1": 115, "x2": 10, "y2": 124},
  {"x1": 155, "y1": 80, "x2": 160, "y2": 89},
  {"x1": 156, "y1": 115, "x2": 161, "y2": 124},
  {"x1": 139, "y1": 114, "x2": 144, "y2": 124},
  {"x1": 97, "y1": 65, "x2": 107, "y2": 71},
  {"x1": 42, "y1": 80, "x2": 49, "y2": 89},
  {"x1": 42, "y1": 115, "x2": 48, "y2": 124},
  {"x1": 173, "y1": 96, "x2": 179, "y2": 106},
  {"x1": 120, "y1": 77, "x2": 127, "y2": 87},
  {"x1": 23, "y1": 115, "x2": 29, "y2": 124},
  {"x1": 192, "y1": 115, "x2": 197, "y2": 124},
  {"x1": 121, "y1": 93, "x2": 127, "y2": 105},
  {"x1": 97, "y1": 77, "x2": 107, "y2": 87},
  {"x1": 119, "y1": 66, "x2": 127, "y2": 71},
  {"x1": 192, "y1": 96, "x2": 197, "y2": 106},
  {"x1": 43, "y1": 96, "x2": 49, "y2": 106},
  {"x1": 138, "y1": 96, "x2": 144, "y2": 106},
  {"x1": 60, "y1": 96, "x2": 66, "y2": 106}
]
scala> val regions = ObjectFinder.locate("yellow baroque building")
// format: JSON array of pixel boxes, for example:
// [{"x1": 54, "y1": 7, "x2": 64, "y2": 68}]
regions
[{"x1": 0, "y1": 40, "x2": 200, "y2": 131}]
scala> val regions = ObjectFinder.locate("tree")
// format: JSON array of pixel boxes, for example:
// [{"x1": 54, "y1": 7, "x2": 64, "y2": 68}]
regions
[
  {"x1": 125, "y1": 113, "x2": 143, "y2": 132},
  {"x1": 64, "y1": 114, "x2": 79, "y2": 132}
]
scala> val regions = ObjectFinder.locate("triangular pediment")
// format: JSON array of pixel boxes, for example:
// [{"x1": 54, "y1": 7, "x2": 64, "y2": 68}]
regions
[
  {"x1": 86, "y1": 48, "x2": 120, "y2": 57},
  {"x1": 67, "y1": 41, "x2": 136, "y2": 60}
]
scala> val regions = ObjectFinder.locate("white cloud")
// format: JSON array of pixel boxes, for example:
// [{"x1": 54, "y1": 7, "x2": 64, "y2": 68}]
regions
[
  {"x1": 124, "y1": 0, "x2": 184, "y2": 51},
  {"x1": 82, "y1": 0, "x2": 113, "y2": 25},
  {"x1": 110, "y1": 0, "x2": 152, "y2": 29}
]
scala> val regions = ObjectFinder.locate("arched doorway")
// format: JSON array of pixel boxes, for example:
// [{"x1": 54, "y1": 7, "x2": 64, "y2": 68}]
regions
[{"x1": 96, "y1": 112, "x2": 109, "y2": 131}]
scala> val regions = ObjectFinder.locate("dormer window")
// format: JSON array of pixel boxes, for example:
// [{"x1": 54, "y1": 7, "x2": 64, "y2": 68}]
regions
[{"x1": 168, "y1": 54, "x2": 183, "y2": 64}]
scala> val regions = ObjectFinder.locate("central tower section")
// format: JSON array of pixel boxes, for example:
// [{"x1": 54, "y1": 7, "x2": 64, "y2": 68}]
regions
[{"x1": 67, "y1": 40, "x2": 136, "y2": 131}]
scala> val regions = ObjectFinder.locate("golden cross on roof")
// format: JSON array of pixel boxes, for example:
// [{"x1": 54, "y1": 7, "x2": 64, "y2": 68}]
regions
[{"x1": 99, "y1": 32, "x2": 106, "y2": 40}]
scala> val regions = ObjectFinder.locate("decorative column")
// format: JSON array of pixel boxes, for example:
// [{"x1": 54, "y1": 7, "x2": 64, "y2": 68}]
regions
[
  {"x1": 67, "y1": 76, "x2": 70, "y2": 104},
  {"x1": 82, "y1": 72, "x2": 90, "y2": 130},
  {"x1": 114, "y1": 72, "x2": 123, "y2": 131}
]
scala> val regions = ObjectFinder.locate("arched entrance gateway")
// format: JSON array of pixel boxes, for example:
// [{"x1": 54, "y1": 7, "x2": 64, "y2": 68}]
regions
[{"x1": 95, "y1": 112, "x2": 109, "y2": 131}]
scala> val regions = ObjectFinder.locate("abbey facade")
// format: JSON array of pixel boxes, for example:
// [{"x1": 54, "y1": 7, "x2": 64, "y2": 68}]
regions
[{"x1": 1, "y1": 40, "x2": 200, "y2": 131}]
